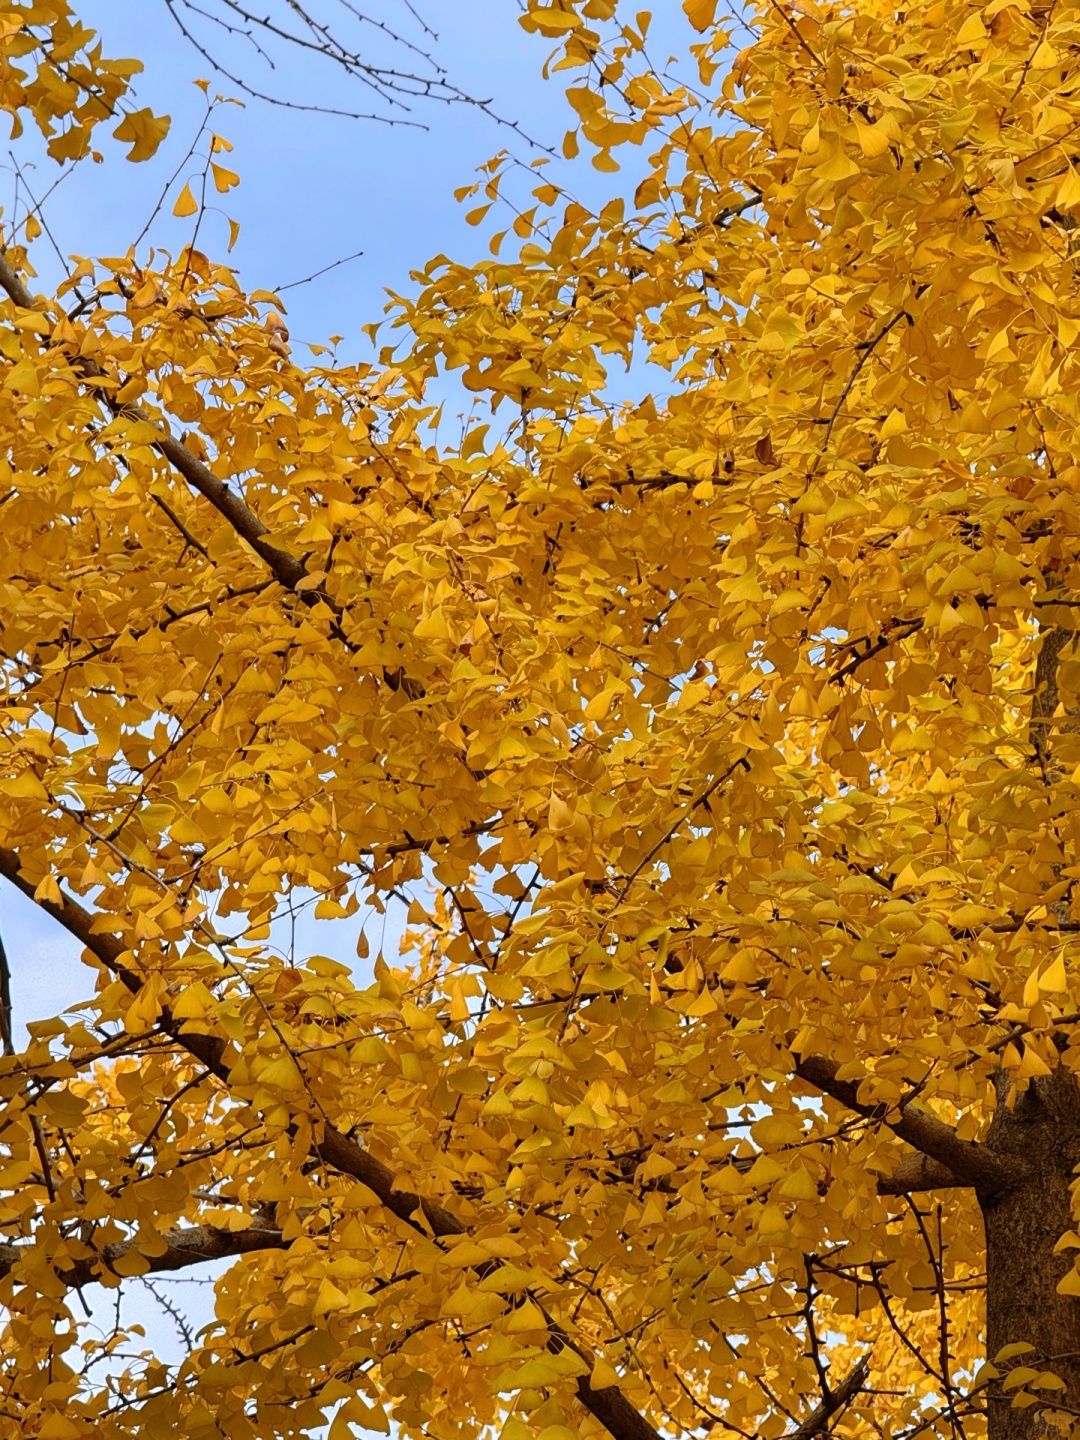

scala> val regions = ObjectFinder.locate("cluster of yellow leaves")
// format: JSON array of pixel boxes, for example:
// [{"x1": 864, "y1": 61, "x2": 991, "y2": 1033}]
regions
[
  {"x1": 0, "y1": 2, "x2": 167, "y2": 164},
  {"x1": 4, "y1": 0, "x2": 1080, "y2": 1439}
]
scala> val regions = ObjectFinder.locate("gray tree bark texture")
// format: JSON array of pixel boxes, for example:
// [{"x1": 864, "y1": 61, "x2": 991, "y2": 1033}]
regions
[{"x1": 980, "y1": 1065, "x2": 1080, "y2": 1440}]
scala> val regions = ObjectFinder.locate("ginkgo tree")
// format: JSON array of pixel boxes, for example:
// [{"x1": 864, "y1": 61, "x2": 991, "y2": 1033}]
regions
[{"x1": 3, "y1": 1, "x2": 1080, "y2": 1439}]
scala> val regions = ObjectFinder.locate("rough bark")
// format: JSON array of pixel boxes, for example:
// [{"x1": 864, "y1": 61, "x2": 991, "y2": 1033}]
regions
[
  {"x1": 876, "y1": 1152, "x2": 976, "y2": 1196},
  {"x1": 979, "y1": 1066, "x2": 1080, "y2": 1440},
  {"x1": 786, "y1": 1357, "x2": 869, "y2": 1439},
  {"x1": 973, "y1": 603, "x2": 1080, "y2": 1439}
]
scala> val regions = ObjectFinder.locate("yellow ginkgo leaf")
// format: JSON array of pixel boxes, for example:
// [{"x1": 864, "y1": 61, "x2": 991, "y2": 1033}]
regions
[
  {"x1": 173, "y1": 181, "x2": 199, "y2": 217},
  {"x1": 1039, "y1": 954, "x2": 1069, "y2": 992},
  {"x1": 313, "y1": 1279, "x2": 349, "y2": 1316},
  {"x1": 211, "y1": 162, "x2": 240, "y2": 193}
]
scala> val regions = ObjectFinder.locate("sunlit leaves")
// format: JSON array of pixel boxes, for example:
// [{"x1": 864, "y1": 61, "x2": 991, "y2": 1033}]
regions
[
  {"x1": 4, "y1": 1, "x2": 1080, "y2": 1440},
  {"x1": 0, "y1": 9, "x2": 158, "y2": 162},
  {"x1": 172, "y1": 182, "x2": 198, "y2": 217},
  {"x1": 211, "y1": 162, "x2": 239, "y2": 194},
  {"x1": 113, "y1": 106, "x2": 171, "y2": 163}
]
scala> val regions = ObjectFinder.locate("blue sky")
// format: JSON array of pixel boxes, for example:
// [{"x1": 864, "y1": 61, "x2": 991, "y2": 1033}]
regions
[
  {"x1": 22, "y1": 2, "x2": 695, "y2": 352},
  {"x1": 31, "y1": 0, "x2": 568, "y2": 347}
]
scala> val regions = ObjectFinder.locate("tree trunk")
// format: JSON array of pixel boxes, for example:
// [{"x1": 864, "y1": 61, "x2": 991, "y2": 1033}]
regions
[{"x1": 980, "y1": 1065, "x2": 1080, "y2": 1438}]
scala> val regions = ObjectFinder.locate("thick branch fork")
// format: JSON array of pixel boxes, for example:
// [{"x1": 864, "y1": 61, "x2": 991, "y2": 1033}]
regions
[
  {"x1": 794, "y1": 1055, "x2": 1025, "y2": 1197},
  {"x1": 788, "y1": 1356, "x2": 870, "y2": 1440}
]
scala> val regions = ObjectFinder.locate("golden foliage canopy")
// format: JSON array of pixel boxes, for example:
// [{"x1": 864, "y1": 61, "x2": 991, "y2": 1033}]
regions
[{"x1": 4, "y1": 1, "x2": 1080, "y2": 1438}]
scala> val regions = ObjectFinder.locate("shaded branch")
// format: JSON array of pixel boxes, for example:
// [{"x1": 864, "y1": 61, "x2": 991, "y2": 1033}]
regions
[
  {"x1": 877, "y1": 1152, "x2": 978, "y2": 1196},
  {"x1": 574, "y1": 1373, "x2": 666, "y2": 1440},
  {"x1": 788, "y1": 1356, "x2": 870, "y2": 1440},
  {"x1": 0, "y1": 925, "x2": 12, "y2": 1056},
  {"x1": 151, "y1": 491, "x2": 211, "y2": 558},
  {"x1": 831, "y1": 617, "x2": 924, "y2": 684},
  {"x1": 0, "y1": 846, "x2": 662, "y2": 1440},
  {"x1": 0, "y1": 1222, "x2": 286, "y2": 1291},
  {"x1": 794, "y1": 1054, "x2": 1022, "y2": 1197}
]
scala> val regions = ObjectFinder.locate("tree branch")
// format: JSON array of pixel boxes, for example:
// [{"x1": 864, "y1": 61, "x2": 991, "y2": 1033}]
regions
[
  {"x1": 794, "y1": 1055, "x2": 1022, "y2": 1197},
  {"x1": 151, "y1": 491, "x2": 211, "y2": 558},
  {"x1": 830, "y1": 617, "x2": 924, "y2": 684},
  {"x1": 0, "y1": 253, "x2": 308, "y2": 592},
  {"x1": 0, "y1": 847, "x2": 662, "y2": 1440},
  {"x1": 0, "y1": 924, "x2": 13, "y2": 1057},
  {"x1": 876, "y1": 1153, "x2": 977, "y2": 1197},
  {"x1": 788, "y1": 1356, "x2": 870, "y2": 1440},
  {"x1": 0, "y1": 1222, "x2": 286, "y2": 1291},
  {"x1": 0, "y1": 846, "x2": 230, "y2": 1081},
  {"x1": 0, "y1": 253, "x2": 426, "y2": 697}
]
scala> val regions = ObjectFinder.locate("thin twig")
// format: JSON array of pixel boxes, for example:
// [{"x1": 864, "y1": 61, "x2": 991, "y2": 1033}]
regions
[
  {"x1": 276, "y1": 248, "x2": 364, "y2": 293},
  {"x1": 29, "y1": 1115, "x2": 57, "y2": 1203},
  {"x1": 152, "y1": 492, "x2": 212, "y2": 558},
  {"x1": 813, "y1": 310, "x2": 909, "y2": 470}
]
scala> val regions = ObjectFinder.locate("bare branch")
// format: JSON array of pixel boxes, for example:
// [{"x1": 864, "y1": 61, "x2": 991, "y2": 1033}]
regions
[
  {"x1": 877, "y1": 1153, "x2": 978, "y2": 1196},
  {"x1": 160, "y1": 0, "x2": 555, "y2": 152},
  {"x1": 151, "y1": 491, "x2": 211, "y2": 558},
  {"x1": 0, "y1": 925, "x2": 12, "y2": 1057},
  {"x1": 831, "y1": 618, "x2": 925, "y2": 685},
  {"x1": 277, "y1": 248, "x2": 364, "y2": 294}
]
